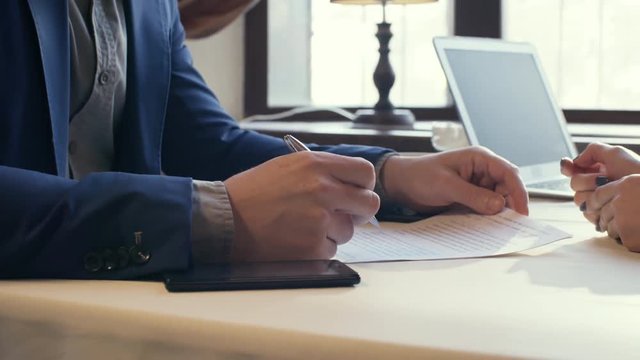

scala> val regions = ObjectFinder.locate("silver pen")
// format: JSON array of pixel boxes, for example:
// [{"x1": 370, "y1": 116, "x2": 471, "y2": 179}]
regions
[{"x1": 283, "y1": 134, "x2": 381, "y2": 228}]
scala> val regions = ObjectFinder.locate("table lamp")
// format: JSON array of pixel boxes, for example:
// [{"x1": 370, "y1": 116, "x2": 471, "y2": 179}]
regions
[{"x1": 331, "y1": 0, "x2": 437, "y2": 129}]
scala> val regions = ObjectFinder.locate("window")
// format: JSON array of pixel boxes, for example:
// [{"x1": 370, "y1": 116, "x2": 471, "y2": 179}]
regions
[
  {"x1": 268, "y1": 0, "x2": 451, "y2": 109},
  {"x1": 504, "y1": 0, "x2": 640, "y2": 112},
  {"x1": 246, "y1": 0, "x2": 638, "y2": 123}
]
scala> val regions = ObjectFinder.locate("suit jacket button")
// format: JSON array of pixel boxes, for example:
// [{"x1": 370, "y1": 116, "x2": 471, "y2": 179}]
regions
[
  {"x1": 84, "y1": 252, "x2": 103, "y2": 273},
  {"x1": 129, "y1": 246, "x2": 151, "y2": 265},
  {"x1": 98, "y1": 71, "x2": 110, "y2": 85},
  {"x1": 102, "y1": 249, "x2": 118, "y2": 271}
]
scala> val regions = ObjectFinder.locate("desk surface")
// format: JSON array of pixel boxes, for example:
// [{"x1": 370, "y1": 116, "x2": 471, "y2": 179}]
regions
[{"x1": 2, "y1": 200, "x2": 640, "y2": 359}]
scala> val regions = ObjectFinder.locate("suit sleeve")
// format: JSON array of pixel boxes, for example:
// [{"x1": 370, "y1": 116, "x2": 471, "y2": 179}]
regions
[
  {"x1": 0, "y1": 166, "x2": 193, "y2": 279},
  {"x1": 161, "y1": 3, "x2": 395, "y2": 182}
]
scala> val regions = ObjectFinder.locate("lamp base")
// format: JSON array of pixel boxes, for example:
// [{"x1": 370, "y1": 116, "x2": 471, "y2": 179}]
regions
[{"x1": 351, "y1": 109, "x2": 415, "y2": 129}]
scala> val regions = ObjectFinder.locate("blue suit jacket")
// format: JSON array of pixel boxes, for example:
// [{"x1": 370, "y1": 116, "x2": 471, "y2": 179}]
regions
[{"x1": 0, "y1": 0, "x2": 391, "y2": 279}]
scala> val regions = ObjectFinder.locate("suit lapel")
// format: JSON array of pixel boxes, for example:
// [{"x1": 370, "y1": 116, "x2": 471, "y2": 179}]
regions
[
  {"x1": 118, "y1": 0, "x2": 170, "y2": 174},
  {"x1": 27, "y1": 0, "x2": 70, "y2": 177}
]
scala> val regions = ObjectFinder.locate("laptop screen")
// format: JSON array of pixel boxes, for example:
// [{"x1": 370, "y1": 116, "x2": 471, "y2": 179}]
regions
[{"x1": 443, "y1": 49, "x2": 573, "y2": 167}]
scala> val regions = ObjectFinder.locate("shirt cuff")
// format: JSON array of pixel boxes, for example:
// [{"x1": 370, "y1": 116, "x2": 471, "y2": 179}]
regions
[
  {"x1": 374, "y1": 152, "x2": 420, "y2": 218},
  {"x1": 191, "y1": 180, "x2": 235, "y2": 264},
  {"x1": 374, "y1": 152, "x2": 398, "y2": 200}
]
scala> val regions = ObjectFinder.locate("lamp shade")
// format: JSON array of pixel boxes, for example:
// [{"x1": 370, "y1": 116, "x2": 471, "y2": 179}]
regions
[{"x1": 330, "y1": 0, "x2": 436, "y2": 4}]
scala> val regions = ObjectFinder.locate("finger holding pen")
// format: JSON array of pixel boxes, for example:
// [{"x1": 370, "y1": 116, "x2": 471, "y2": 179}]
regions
[
  {"x1": 225, "y1": 149, "x2": 380, "y2": 261},
  {"x1": 284, "y1": 135, "x2": 381, "y2": 227}
]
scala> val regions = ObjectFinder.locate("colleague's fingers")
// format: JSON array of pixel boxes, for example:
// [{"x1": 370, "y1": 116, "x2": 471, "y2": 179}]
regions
[
  {"x1": 582, "y1": 210, "x2": 599, "y2": 225},
  {"x1": 618, "y1": 224, "x2": 640, "y2": 252},
  {"x1": 605, "y1": 219, "x2": 621, "y2": 243},
  {"x1": 570, "y1": 173, "x2": 605, "y2": 192},
  {"x1": 561, "y1": 157, "x2": 601, "y2": 176},
  {"x1": 599, "y1": 202, "x2": 615, "y2": 233},
  {"x1": 605, "y1": 219, "x2": 620, "y2": 240},
  {"x1": 326, "y1": 212, "x2": 355, "y2": 245},
  {"x1": 560, "y1": 158, "x2": 575, "y2": 177},
  {"x1": 573, "y1": 142, "x2": 611, "y2": 168},
  {"x1": 573, "y1": 190, "x2": 592, "y2": 208},
  {"x1": 448, "y1": 176, "x2": 505, "y2": 215},
  {"x1": 586, "y1": 182, "x2": 617, "y2": 213}
]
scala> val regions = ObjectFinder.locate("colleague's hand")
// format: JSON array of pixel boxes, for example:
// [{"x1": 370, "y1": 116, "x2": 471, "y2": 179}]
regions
[
  {"x1": 561, "y1": 142, "x2": 640, "y2": 180},
  {"x1": 561, "y1": 143, "x2": 640, "y2": 241},
  {"x1": 380, "y1": 147, "x2": 529, "y2": 216},
  {"x1": 578, "y1": 175, "x2": 640, "y2": 251},
  {"x1": 561, "y1": 143, "x2": 640, "y2": 250},
  {"x1": 224, "y1": 152, "x2": 379, "y2": 262}
]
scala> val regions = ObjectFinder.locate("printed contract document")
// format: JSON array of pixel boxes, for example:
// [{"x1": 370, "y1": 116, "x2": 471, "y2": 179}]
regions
[{"x1": 336, "y1": 209, "x2": 571, "y2": 263}]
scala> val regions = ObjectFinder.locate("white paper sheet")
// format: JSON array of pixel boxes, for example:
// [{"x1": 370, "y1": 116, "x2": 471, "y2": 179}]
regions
[{"x1": 336, "y1": 208, "x2": 571, "y2": 263}]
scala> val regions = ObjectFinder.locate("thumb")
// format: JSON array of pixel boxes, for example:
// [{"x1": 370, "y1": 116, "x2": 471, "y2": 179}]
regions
[{"x1": 449, "y1": 177, "x2": 505, "y2": 215}]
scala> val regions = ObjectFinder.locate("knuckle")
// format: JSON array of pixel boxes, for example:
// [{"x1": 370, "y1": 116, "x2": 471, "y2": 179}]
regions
[
  {"x1": 469, "y1": 145, "x2": 485, "y2": 152},
  {"x1": 618, "y1": 176, "x2": 634, "y2": 191},
  {"x1": 569, "y1": 176, "x2": 578, "y2": 191},
  {"x1": 611, "y1": 196, "x2": 623, "y2": 209},
  {"x1": 368, "y1": 191, "x2": 381, "y2": 213},
  {"x1": 584, "y1": 212, "x2": 598, "y2": 224},
  {"x1": 307, "y1": 177, "x2": 333, "y2": 195},
  {"x1": 328, "y1": 213, "x2": 354, "y2": 245},
  {"x1": 352, "y1": 157, "x2": 376, "y2": 188},
  {"x1": 325, "y1": 241, "x2": 338, "y2": 258},
  {"x1": 617, "y1": 217, "x2": 631, "y2": 235},
  {"x1": 352, "y1": 155, "x2": 374, "y2": 170},
  {"x1": 624, "y1": 239, "x2": 640, "y2": 252},
  {"x1": 311, "y1": 208, "x2": 331, "y2": 229},
  {"x1": 623, "y1": 174, "x2": 640, "y2": 186},
  {"x1": 337, "y1": 225, "x2": 355, "y2": 245},
  {"x1": 310, "y1": 240, "x2": 337, "y2": 260},
  {"x1": 612, "y1": 145, "x2": 626, "y2": 154},
  {"x1": 473, "y1": 145, "x2": 495, "y2": 157},
  {"x1": 589, "y1": 142, "x2": 603, "y2": 149},
  {"x1": 298, "y1": 151, "x2": 321, "y2": 167}
]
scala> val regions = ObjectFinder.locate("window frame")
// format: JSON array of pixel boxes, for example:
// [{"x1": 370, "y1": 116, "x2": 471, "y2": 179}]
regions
[{"x1": 244, "y1": 0, "x2": 640, "y2": 124}]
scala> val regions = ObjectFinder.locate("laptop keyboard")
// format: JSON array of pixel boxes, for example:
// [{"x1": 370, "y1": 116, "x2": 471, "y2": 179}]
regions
[{"x1": 528, "y1": 178, "x2": 572, "y2": 192}]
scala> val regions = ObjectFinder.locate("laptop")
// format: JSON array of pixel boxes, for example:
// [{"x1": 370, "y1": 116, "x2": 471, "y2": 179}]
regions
[{"x1": 433, "y1": 36, "x2": 576, "y2": 199}]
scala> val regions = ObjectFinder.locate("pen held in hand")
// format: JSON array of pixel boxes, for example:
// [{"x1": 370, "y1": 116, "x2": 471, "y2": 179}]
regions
[{"x1": 283, "y1": 134, "x2": 380, "y2": 228}]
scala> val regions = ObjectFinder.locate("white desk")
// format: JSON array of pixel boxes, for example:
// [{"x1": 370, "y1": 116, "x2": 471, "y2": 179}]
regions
[{"x1": 2, "y1": 200, "x2": 640, "y2": 359}]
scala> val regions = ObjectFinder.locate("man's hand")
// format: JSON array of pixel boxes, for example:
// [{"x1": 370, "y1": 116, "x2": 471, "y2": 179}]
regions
[
  {"x1": 224, "y1": 152, "x2": 379, "y2": 262},
  {"x1": 380, "y1": 147, "x2": 529, "y2": 216}
]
